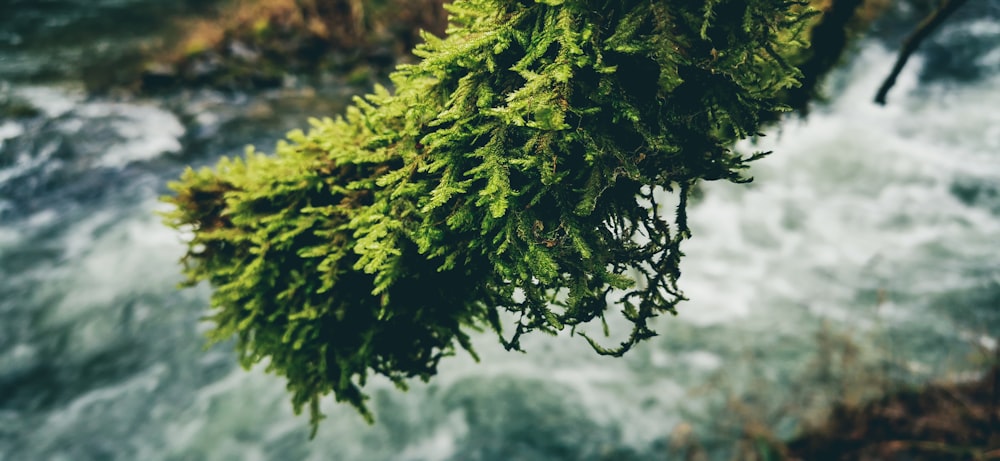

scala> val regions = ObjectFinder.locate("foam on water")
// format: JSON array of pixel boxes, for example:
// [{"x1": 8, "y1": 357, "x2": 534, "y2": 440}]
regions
[
  {"x1": 0, "y1": 86, "x2": 183, "y2": 191},
  {"x1": 0, "y1": 86, "x2": 187, "y2": 231},
  {"x1": 13, "y1": 86, "x2": 82, "y2": 119},
  {"x1": 0, "y1": 122, "x2": 23, "y2": 143},
  {"x1": 71, "y1": 101, "x2": 184, "y2": 168},
  {"x1": 39, "y1": 205, "x2": 187, "y2": 359}
]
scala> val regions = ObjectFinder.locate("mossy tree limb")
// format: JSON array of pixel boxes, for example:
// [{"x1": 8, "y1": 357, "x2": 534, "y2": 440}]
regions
[{"x1": 164, "y1": 0, "x2": 815, "y2": 434}]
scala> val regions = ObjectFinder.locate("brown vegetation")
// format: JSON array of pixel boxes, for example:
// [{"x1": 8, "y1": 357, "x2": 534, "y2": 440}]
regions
[
  {"x1": 140, "y1": 0, "x2": 447, "y2": 91},
  {"x1": 788, "y1": 366, "x2": 1000, "y2": 460},
  {"x1": 664, "y1": 319, "x2": 998, "y2": 461}
]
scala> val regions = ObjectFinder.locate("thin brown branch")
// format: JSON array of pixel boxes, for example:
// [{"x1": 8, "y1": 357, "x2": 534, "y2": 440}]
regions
[{"x1": 874, "y1": 0, "x2": 970, "y2": 105}]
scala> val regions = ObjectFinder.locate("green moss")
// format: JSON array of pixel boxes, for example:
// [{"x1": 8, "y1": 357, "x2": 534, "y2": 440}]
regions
[
  {"x1": 252, "y1": 17, "x2": 271, "y2": 38},
  {"x1": 164, "y1": 0, "x2": 815, "y2": 435}
]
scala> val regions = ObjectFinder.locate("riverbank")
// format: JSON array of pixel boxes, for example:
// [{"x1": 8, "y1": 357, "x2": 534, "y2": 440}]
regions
[
  {"x1": 135, "y1": 0, "x2": 446, "y2": 92},
  {"x1": 787, "y1": 365, "x2": 999, "y2": 460}
]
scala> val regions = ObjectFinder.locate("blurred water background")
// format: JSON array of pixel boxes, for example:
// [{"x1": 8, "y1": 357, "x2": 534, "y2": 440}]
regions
[{"x1": 0, "y1": 1, "x2": 998, "y2": 459}]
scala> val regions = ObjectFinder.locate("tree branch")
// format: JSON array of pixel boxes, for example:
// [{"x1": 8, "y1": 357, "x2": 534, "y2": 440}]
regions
[{"x1": 874, "y1": 0, "x2": 969, "y2": 105}]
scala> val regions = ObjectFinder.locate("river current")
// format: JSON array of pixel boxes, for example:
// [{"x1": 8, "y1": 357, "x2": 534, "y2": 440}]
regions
[{"x1": 1, "y1": 2, "x2": 998, "y2": 460}]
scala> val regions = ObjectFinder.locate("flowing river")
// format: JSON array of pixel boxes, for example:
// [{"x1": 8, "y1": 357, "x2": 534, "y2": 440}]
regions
[{"x1": 1, "y1": 2, "x2": 998, "y2": 460}]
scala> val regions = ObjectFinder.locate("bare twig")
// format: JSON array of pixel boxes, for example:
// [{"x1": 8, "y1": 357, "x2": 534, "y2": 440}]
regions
[{"x1": 874, "y1": 0, "x2": 970, "y2": 105}]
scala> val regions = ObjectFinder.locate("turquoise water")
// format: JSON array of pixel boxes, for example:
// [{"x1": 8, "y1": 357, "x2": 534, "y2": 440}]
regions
[{"x1": 1, "y1": 2, "x2": 998, "y2": 460}]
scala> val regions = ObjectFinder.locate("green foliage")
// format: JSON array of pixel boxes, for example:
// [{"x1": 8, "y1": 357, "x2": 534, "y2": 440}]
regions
[{"x1": 163, "y1": 0, "x2": 813, "y2": 434}]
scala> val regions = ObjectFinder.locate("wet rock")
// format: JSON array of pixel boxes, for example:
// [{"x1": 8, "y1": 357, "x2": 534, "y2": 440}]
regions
[
  {"x1": 139, "y1": 62, "x2": 180, "y2": 93},
  {"x1": 0, "y1": 96, "x2": 41, "y2": 119}
]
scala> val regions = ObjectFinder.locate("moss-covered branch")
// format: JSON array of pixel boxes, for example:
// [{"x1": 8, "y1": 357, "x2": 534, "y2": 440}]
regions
[{"x1": 164, "y1": 0, "x2": 817, "y2": 434}]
